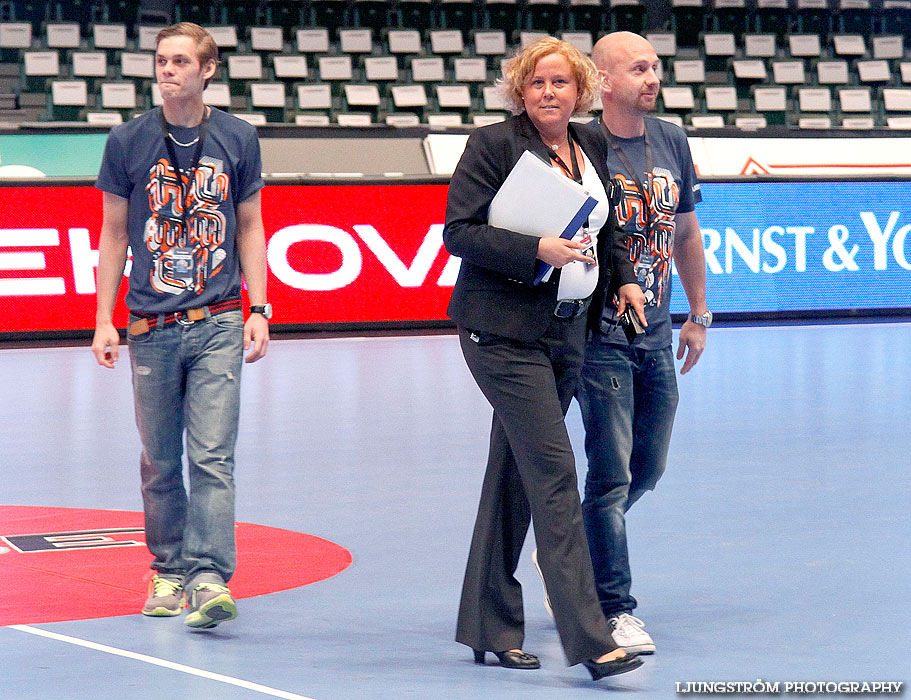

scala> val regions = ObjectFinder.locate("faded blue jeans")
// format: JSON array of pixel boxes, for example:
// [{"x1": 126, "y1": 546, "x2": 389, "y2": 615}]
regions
[
  {"x1": 575, "y1": 337, "x2": 678, "y2": 617},
  {"x1": 127, "y1": 309, "x2": 244, "y2": 586}
]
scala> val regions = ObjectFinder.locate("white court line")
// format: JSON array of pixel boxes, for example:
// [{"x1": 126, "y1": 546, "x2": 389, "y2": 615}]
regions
[{"x1": 10, "y1": 624, "x2": 318, "y2": 700}]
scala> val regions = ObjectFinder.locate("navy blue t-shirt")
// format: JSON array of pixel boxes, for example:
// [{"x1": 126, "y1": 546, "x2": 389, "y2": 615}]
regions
[
  {"x1": 95, "y1": 107, "x2": 264, "y2": 315},
  {"x1": 598, "y1": 116, "x2": 702, "y2": 350}
]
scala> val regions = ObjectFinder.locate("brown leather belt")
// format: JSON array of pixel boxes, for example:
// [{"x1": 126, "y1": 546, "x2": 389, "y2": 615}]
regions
[{"x1": 128, "y1": 298, "x2": 242, "y2": 336}]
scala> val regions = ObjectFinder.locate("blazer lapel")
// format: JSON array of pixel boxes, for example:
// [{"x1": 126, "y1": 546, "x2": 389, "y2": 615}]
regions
[{"x1": 516, "y1": 111, "x2": 551, "y2": 162}]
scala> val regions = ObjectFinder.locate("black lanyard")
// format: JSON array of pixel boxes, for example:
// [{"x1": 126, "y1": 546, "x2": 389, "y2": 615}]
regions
[
  {"x1": 601, "y1": 120, "x2": 654, "y2": 233},
  {"x1": 544, "y1": 129, "x2": 583, "y2": 185},
  {"x1": 543, "y1": 129, "x2": 590, "y2": 232},
  {"x1": 159, "y1": 106, "x2": 208, "y2": 246}
]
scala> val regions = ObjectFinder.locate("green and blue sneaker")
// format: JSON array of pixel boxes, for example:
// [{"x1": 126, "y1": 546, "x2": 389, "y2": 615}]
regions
[{"x1": 184, "y1": 581, "x2": 237, "y2": 629}]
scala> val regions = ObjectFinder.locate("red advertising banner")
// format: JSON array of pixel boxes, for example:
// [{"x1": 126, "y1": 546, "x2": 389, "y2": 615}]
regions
[{"x1": 0, "y1": 183, "x2": 454, "y2": 334}]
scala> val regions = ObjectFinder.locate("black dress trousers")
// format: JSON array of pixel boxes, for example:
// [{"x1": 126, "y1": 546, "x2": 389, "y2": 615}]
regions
[{"x1": 454, "y1": 311, "x2": 618, "y2": 667}]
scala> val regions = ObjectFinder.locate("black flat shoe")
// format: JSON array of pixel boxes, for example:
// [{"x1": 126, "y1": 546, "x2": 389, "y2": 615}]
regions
[
  {"x1": 474, "y1": 649, "x2": 541, "y2": 669},
  {"x1": 582, "y1": 653, "x2": 643, "y2": 680}
]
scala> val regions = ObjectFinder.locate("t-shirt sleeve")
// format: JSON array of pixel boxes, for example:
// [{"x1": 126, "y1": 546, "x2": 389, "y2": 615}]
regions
[
  {"x1": 94, "y1": 129, "x2": 132, "y2": 199},
  {"x1": 673, "y1": 127, "x2": 701, "y2": 213},
  {"x1": 236, "y1": 125, "x2": 265, "y2": 203}
]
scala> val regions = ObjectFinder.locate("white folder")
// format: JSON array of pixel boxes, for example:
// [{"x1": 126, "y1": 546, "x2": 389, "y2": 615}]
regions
[{"x1": 488, "y1": 150, "x2": 598, "y2": 284}]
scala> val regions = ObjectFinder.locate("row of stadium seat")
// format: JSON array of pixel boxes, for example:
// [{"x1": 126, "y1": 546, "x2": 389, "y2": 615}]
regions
[
  {"x1": 2, "y1": 18, "x2": 911, "y2": 126},
  {"x1": 3, "y1": 20, "x2": 909, "y2": 61},
  {"x1": 3, "y1": 0, "x2": 911, "y2": 43},
  {"x1": 36, "y1": 76, "x2": 911, "y2": 124},
  {"x1": 3, "y1": 17, "x2": 910, "y2": 53},
  {"x1": 1, "y1": 0, "x2": 647, "y2": 36},
  {"x1": 16, "y1": 48, "x2": 911, "y2": 90}
]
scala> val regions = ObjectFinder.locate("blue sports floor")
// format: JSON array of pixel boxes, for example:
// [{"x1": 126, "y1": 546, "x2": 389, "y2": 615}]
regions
[{"x1": 1, "y1": 322, "x2": 908, "y2": 699}]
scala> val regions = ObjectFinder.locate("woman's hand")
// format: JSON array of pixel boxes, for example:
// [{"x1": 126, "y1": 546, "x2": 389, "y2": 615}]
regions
[{"x1": 536, "y1": 237, "x2": 595, "y2": 268}]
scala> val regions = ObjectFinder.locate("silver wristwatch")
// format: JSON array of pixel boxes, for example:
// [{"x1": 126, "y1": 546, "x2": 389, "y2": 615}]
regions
[{"x1": 688, "y1": 311, "x2": 713, "y2": 328}]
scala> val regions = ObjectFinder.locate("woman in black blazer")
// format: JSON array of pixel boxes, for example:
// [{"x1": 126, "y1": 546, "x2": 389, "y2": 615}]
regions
[{"x1": 444, "y1": 38, "x2": 645, "y2": 680}]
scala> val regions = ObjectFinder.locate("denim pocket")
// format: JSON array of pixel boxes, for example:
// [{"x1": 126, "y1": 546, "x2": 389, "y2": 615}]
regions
[
  {"x1": 126, "y1": 316, "x2": 153, "y2": 343},
  {"x1": 210, "y1": 310, "x2": 244, "y2": 330}
]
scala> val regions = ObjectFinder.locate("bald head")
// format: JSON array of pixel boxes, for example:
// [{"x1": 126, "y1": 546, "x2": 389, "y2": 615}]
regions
[
  {"x1": 592, "y1": 31, "x2": 660, "y2": 128},
  {"x1": 592, "y1": 31, "x2": 656, "y2": 74}
]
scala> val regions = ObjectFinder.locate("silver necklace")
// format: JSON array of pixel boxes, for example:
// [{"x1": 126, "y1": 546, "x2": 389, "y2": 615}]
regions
[
  {"x1": 545, "y1": 134, "x2": 568, "y2": 151},
  {"x1": 168, "y1": 132, "x2": 199, "y2": 147}
]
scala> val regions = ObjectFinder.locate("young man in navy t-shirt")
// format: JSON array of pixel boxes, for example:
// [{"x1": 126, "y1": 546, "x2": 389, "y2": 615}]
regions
[
  {"x1": 92, "y1": 23, "x2": 270, "y2": 629},
  {"x1": 576, "y1": 31, "x2": 710, "y2": 654}
]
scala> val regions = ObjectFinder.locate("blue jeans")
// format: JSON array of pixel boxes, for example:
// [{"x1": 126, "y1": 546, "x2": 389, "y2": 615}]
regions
[
  {"x1": 576, "y1": 338, "x2": 679, "y2": 617},
  {"x1": 127, "y1": 309, "x2": 244, "y2": 586}
]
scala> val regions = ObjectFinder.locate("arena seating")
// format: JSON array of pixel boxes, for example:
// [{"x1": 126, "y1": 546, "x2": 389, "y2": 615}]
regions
[{"x1": 0, "y1": 0, "x2": 909, "y2": 128}]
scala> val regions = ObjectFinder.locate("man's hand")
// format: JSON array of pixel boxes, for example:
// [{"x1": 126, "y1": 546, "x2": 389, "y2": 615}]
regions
[
  {"x1": 615, "y1": 282, "x2": 647, "y2": 327},
  {"x1": 91, "y1": 322, "x2": 121, "y2": 369},
  {"x1": 244, "y1": 313, "x2": 270, "y2": 363},
  {"x1": 676, "y1": 320, "x2": 706, "y2": 375},
  {"x1": 536, "y1": 237, "x2": 596, "y2": 268}
]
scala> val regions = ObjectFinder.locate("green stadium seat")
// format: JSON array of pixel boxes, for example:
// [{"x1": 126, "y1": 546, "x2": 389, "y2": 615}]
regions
[
  {"x1": 249, "y1": 81, "x2": 288, "y2": 122},
  {"x1": 710, "y1": 0, "x2": 748, "y2": 37},
  {"x1": 609, "y1": 0, "x2": 645, "y2": 33},
  {"x1": 832, "y1": 33, "x2": 866, "y2": 57},
  {"x1": 339, "y1": 27, "x2": 373, "y2": 54},
  {"x1": 297, "y1": 28, "x2": 331, "y2": 53},
  {"x1": 754, "y1": 0, "x2": 790, "y2": 41},
  {"x1": 72, "y1": 51, "x2": 110, "y2": 90},
  {"x1": 794, "y1": 0, "x2": 831, "y2": 37},
  {"x1": 250, "y1": 26, "x2": 286, "y2": 53},
  {"x1": 671, "y1": 0, "x2": 707, "y2": 48},
  {"x1": 317, "y1": 54, "x2": 355, "y2": 81},
  {"x1": 856, "y1": 59, "x2": 891, "y2": 84},
  {"x1": 438, "y1": 0, "x2": 474, "y2": 32},
  {"x1": 836, "y1": 0, "x2": 874, "y2": 35},
  {"x1": 815, "y1": 59, "x2": 849, "y2": 85},
  {"x1": 50, "y1": 78, "x2": 87, "y2": 120},
  {"x1": 688, "y1": 113, "x2": 727, "y2": 127},
  {"x1": 362, "y1": 55, "x2": 399, "y2": 82},
  {"x1": 23, "y1": 49, "x2": 59, "y2": 92},
  {"x1": 272, "y1": 54, "x2": 310, "y2": 83}
]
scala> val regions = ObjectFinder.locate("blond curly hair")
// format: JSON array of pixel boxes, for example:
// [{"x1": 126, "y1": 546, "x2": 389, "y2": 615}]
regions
[{"x1": 497, "y1": 37, "x2": 600, "y2": 116}]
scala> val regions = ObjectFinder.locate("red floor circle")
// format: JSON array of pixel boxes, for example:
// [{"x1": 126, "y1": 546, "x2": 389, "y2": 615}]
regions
[{"x1": 0, "y1": 505, "x2": 352, "y2": 626}]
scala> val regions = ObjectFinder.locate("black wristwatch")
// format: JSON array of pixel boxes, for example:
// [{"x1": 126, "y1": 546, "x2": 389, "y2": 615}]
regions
[
  {"x1": 688, "y1": 311, "x2": 712, "y2": 328},
  {"x1": 249, "y1": 303, "x2": 273, "y2": 320}
]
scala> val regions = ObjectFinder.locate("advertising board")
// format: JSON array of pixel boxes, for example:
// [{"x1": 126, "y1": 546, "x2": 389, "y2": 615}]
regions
[{"x1": 1, "y1": 179, "x2": 909, "y2": 334}]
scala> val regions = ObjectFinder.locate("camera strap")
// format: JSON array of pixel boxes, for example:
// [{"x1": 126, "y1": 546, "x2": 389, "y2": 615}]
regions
[{"x1": 601, "y1": 120, "x2": 654, "y2": 234}]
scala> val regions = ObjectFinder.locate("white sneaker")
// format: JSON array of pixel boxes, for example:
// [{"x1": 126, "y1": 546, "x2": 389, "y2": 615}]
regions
[
  {"x1": 608, "y1": 613, "x2": 655, "y2": 654},
  {"x1": 530, "y1": 549, "x2": 554, "y2": 619}
]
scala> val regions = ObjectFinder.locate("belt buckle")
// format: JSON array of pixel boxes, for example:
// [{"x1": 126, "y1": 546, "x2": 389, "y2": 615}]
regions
[
  {"x1": 174, "y1": 310, "x2": 194, "y2": 326},
  {"x1": 554, "y1": 299, "x2": 584, "y2": 319}
]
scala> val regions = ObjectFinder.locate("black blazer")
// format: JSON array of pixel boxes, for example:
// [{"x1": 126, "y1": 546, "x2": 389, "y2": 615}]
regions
[{"x1": 443, "y1": 112, "x2": 636, "y2": 343}]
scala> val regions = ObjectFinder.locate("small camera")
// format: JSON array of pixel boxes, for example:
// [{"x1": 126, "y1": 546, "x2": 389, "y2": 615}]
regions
[
  {"x1": 620, "y1": 307, "x2": 645, "y2": 344},
  {"x1": 606, "y1": 180, "x2": 623, "y2": 207}
]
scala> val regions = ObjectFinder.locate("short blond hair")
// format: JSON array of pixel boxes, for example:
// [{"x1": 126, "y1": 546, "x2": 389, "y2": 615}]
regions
[
  {"x1": 497, "y1": 37, "x2": 600, "y2": 116},
  {"x1": 156, "y1": 23, "x2": 219, "y2": 87}
]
